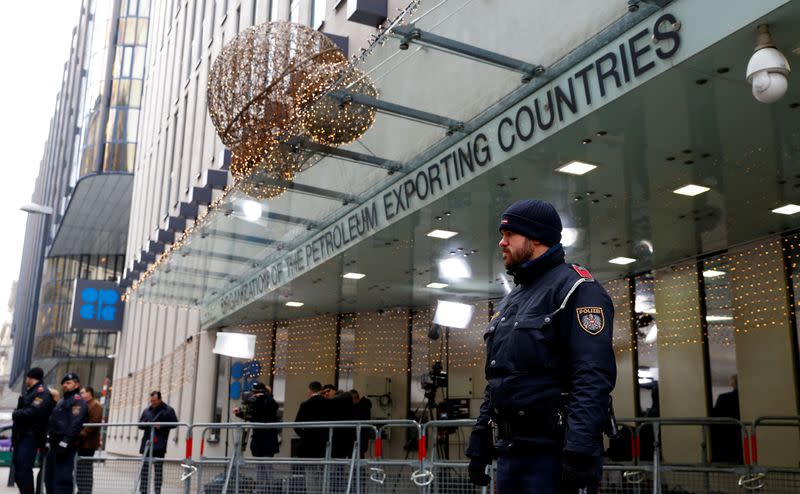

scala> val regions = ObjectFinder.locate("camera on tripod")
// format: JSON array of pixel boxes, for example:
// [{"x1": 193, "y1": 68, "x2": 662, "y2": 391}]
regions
[{"x1": 421, "y1": 361, "x2": 448, "y2": 397}]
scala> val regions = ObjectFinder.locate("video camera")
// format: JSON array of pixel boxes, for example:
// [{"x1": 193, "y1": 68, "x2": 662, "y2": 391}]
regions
[{"x1": 421, "y1": 361, "x2": 448, "y2": 396}]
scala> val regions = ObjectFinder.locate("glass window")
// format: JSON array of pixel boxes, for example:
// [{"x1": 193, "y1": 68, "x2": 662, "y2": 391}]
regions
[
  {"x1": 270, "y1": 0, "x2": 280, "y2": 20},
  {"x1": 132, "y1": 47, "x2": 145, "y2": 78},
  {"x1": 136, "y1": 18, "x2": 149, "y2": 45},
  {"x1": 123, "y1": 18, "x2": 138, "y2": 45},
  {"x1": 129, "y1": 80, "x2": 143, "y2": 108},
  {"x1": 289, "y1": 0, "x2": 301, "y2": 23},
  {"x1": 702, "y1": 255, "x2": 738, "y2": 404},
  {"x1": 337, "y1": 314, "x2": 356, "y2": 391},
  {"x1": 111, "y1": 79, "x2": 131, "y2": 106},
  {"x1": 312, "y1": 0, "x2": 326, "y2": 29},
  {"x1": 127, "y1": 110, "x2": 140, "y2": 141},
  {"x1": 272, "y1": 324, "x2": 288, "y2": 405},
  {"x1": 121, "y1": 47, "x2": 134, "y2": 77},
  {"x1": 634, "y1": 272, "x2": 658, "y2": 415}
]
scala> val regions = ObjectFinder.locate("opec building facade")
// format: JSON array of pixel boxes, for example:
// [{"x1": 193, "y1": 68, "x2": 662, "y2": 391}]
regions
[{"x1": 106, "y1": 0, "x2": 800, "y2": 467}]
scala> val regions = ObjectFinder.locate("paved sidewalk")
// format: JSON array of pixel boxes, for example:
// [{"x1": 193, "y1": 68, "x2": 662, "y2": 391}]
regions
[{"x1": 0, "y1": 467, "x2": 21, "y2": 493}]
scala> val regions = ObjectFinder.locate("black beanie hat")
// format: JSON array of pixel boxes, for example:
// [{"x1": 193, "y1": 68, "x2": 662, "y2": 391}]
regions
[
  {"x1": 26, "y1": 367, "x2": 44, "y2": 381},
  {"x1": 499, "y1": 199, "x2": 562, "y2": 246}
]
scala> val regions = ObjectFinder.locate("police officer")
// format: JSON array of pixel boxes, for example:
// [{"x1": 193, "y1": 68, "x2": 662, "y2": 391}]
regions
[
  {"x1": 466, "y1": 199, "x2": 616, "y2": 494},
  {"x1": 45, "y1": 372, "x2": 88, "y2": 494},
  {"x1": 11, "y1": 367, "x2": 54, "y2": 494}
]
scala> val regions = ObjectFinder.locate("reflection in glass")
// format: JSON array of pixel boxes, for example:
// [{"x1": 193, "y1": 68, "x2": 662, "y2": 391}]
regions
[
  {"x1": 634, "y1": 273, "x2": 658, "y2": 415},
  {"x1": 702, "y1": 255, "x2": 738, "y2": 404}
]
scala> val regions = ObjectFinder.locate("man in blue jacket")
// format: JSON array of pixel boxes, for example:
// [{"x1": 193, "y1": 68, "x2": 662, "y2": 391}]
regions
[
  {"x1": 466, "y1": 199, "x2": 616, "y2": 494},
  {"x1": 45, "y1": 372, "x2": 88, "y2": 494},
  {"x1": 138, "y1": 391, "x2": 178, "y2": 494}
]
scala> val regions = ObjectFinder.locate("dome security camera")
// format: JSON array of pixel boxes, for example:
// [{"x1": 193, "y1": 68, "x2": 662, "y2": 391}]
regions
[{"x1": 746, "y1": 24, "x2": 791, "y2": 104}]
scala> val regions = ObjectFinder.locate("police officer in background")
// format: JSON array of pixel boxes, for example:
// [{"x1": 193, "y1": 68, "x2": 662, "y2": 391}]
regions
[
  {"x1": 11, "y1": 367, "x2": 54, "y2": 494},
  {"x1": 45, "y1": 372, "x2": 88, "y2": 494},
  {"x1": 466, "y1": 199, "x2": 616, "y2": 494}
]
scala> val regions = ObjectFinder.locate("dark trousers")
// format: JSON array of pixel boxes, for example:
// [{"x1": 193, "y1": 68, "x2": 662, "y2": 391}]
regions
[
  {"x1": 76, "y1": 448, "x2": 96, "y2": 494},
  {"x1": 139, "y1": 449, "x2": 166, "y2": 494},
  {"x1": 44, "y1": 446, "x2": 77, "y2": 494},
  {"x1": 12, "y1": 435, "x2": 38, "y2": 494},
  {"x1": 495, "y1": 450, "x2": 601, "y2": 494}
]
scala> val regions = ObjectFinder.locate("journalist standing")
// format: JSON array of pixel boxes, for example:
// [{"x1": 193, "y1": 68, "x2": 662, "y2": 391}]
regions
[
  {"x1": 138, "y1": 391, "x2": 178, "y2": 494},
  {"x1": 76, "y1": 386, "x2": 103, "y2": 494},
  {"x1": 466, "y1": 199, "x2": 616, "y2": 494},
  {"x1": 11, "y1": 367, "x2": 54, "y2": 494},
  {"x1": 45, "y1": 372, "x2": 88, "y2": 494}
]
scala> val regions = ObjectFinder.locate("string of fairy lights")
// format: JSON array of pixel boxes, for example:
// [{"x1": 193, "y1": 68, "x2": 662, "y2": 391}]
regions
[{"x1": 125, "y1": 1, "x2": 424, "y2": 298}]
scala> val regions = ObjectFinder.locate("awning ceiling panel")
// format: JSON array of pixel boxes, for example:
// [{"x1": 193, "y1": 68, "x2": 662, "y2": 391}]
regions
[
  {"x1": 131, "y1": 1, "x2": 800, "y2": 328},
  {"x1": 49, "y1": 173, "x2": 134, "y2": 257}
]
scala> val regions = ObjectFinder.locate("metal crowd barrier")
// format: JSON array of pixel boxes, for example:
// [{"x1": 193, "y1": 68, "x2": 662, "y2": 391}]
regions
[
  {"x1": 182, "y1": 419, "x2": 421, "y2": 494},
  {"x1": 73, "y1": 416, "x2": 800, "y2": 493},
  {"x1": 79, "y1": 421, "x2": 191, "y2": 494}
]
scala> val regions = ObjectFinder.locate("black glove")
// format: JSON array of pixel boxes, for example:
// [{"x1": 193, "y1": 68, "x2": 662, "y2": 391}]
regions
[
  {"x1": 560, "y1": 451, "x2": 598, "y2": 493},
  {"x1": 468, "y1": 458, "x2": 491, "y2": 486}
]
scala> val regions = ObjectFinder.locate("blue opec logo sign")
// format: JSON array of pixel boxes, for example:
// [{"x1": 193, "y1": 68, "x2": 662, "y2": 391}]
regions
[{"x1": 70, "y1": 279, "x2": 125, "y2": 331}]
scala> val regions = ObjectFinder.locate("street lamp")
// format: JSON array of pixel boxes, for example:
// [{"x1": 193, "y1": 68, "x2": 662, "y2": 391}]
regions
[{"x1": 16, "y1": 202, "x2": 53, "y2": 390}]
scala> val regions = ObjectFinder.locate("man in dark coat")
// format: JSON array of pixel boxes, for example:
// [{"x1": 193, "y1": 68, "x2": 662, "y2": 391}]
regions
[
  {"x1": 327, "y1": 388, "x2": 356, "y2": 458},
  {"x1": 710, "y1": 375, "x2": 742, "y2": 463},
  {"x1": 12, "y1": 367, "x2": 54, "y2": 494},
  {"x1": 45, "y1": 372, "x2": 88, "y2": 494},
  {"x1": 294, "y1": 381, "x2": 329, "y2": 458},
  {"x1": 138, "y1": 391, "x2": 178, "y2": 494},
  {"x1": 351, "y1": 389, "x2": 372, "y2": 458},
  {"x1": 234, "y1": 382, "x2": 280, "y2": 457},
  {"x1": 466, "y1": 199, "x2": 616, "y2": 494}
]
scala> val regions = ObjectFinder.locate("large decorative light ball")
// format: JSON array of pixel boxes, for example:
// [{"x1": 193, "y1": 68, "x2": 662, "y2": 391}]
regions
[
  {"x1": 296, "y1": 61, "x2": 378, "y2": 145},
  {"x1": 207, "y1": 21, "x2": 346, "y2": 162},
  {"x1": 233, "y1": 143, "x2": 311, "y2": 200}
]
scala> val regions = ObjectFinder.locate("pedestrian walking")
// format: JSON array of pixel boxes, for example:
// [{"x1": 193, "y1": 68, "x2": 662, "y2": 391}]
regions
[
  {"x1": 76, "y1": 386, "x2": 103, "y2": 494},
  {"x1": 138, "y1": 391, "x2": 178, "y2": 494},
  {"x1": 11, "y1": 367, "x2": 54, "y2": 494},
  {"x1": 466, "y1": 199, "x2": 616, "y2": 494},
  {"x1": 44, "y1": 372, "x2": 88, "y2": 494}
]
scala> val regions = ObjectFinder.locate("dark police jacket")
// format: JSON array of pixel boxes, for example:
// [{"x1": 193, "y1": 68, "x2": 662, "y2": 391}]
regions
[
  {"x1": 235, "y1": 392, "x2": 280, "y2": 456},
  {"x1": 466, "y1": 245, "x2": 616, "y2": 460},
  {"x1": 138, "y1": 403, "x2": 179, "y2": 454},
  {"x1": 12, "y1": 381, "x2": 54, "y2": 447},
  {"x1": 48, "y1": 388, "x2": 88, "y2": 448}
]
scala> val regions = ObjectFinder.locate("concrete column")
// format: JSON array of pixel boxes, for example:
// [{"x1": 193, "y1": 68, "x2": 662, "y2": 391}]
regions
[
  {"x1": 730, "y1": 239, "x2": 800, "y2": 467},
  {"x1": 654, "y1": 261, "x2": 708, "y2": 463}
]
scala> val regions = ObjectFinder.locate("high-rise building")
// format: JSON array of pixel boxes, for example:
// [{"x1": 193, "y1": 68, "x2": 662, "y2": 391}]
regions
[{"x1": 9, "y1": 0, "x2": 151, "y2": 389}]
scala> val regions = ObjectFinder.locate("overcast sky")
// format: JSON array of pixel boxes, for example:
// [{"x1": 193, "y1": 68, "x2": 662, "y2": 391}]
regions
[{"x1": 0, "y1": 1, "x2": 83, "y2": 323}]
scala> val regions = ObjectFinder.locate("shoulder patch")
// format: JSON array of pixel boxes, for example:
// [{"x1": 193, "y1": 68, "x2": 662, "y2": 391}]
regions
[
  {"x1": 576, "y1": 307, "x2": 605, "y2": 335},
  {"x1": 571, "y1": 264, "x2": 593, "y2": 279},
  {"x1": 32, "y1": 397, "x2": 43, "y2": 407},
  {"x1": 71, "y1": 405, "x2": 81, "y2": 416},
  {"x1": 37, "y1": 386, "x2": 45, "y2": 392}
]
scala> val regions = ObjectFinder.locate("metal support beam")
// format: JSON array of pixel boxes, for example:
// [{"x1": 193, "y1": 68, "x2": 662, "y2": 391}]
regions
[
  {"x1": 260, "y1": 176, "x2": 361, "y2": 205},
  {"x1": 291, "y1": 138, "x2": 404, "y2": 174},
  {"x1": 393, "y1": 25, "x2": 545, "y2": 82},
  {"x1": 629, "y1": 0, "x2": 672, "y2": 9},
  {"x1": 330, "y1": 90, "x2": 463, "y2": 133},
  {"x1": 181, "y1": 248, "x2": 254, "y2": 265},
  {"x1": 221, "y1": 204, "x2": 320, "y2": 229}
]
